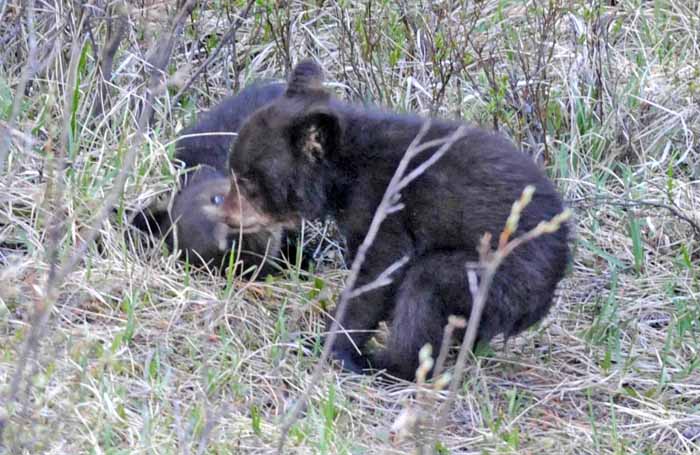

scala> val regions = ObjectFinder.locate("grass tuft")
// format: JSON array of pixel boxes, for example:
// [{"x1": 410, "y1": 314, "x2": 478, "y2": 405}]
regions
[{"x1": 1, "y1": 0, "x2": 699, "y2": 453}]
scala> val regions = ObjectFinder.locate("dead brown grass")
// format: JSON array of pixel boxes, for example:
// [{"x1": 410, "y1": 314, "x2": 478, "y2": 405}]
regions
[{"x1": 1, "y1": 0, "x2": 699, "y2": 453}]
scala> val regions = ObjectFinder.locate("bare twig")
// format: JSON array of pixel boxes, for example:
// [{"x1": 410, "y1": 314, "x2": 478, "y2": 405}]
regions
[
  {"x1": 54, "y1": 0, "x2": 197, "y2": 283},
  {"x1": 0, "y1": 0, "x2": 38, "y2": 174},
  {"x1": 568, "y1": 195, "x2": 700, "y2": 239},
  {"x1": 170, "y1": 0, "x2": 255, "y2": 107},
  {"x1": 394, "y1": 331, "x2": 455, "y2": 452},
  {"x1": 434, "y1": 186, "x2": 572, "y2": 431},
  {"x1": 90, "y1": 1, "x2": 128, "y2": 121},
  {"x1": 276, "y1": 121, "x2": 468, "y2": 453},
  {"x1": 0, "y1": 0, "x2": 8, "y2": 26},
  {"x1": 432, "y1": 315, "x2": 466, "y2": 382},
  {"x1": 3, "y1": 0, "x2": 197, "y2": 442},
  {"x1": 348, "y1": 255, "x2": 410, "y2": 299},
  {"x1": 195, "y1": 402, "x2": 230, "y2": 455},
  {"x1": 263, "y1": 1, "x2": 292, "y2": 72},
  {"x1": 4, "y1": 0, "x2": 75, "y2": 407}
]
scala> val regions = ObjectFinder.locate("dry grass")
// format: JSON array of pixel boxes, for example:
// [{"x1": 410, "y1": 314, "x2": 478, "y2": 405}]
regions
[{"x1": 1, "y1": 0, "x2": 699, "y2": 453}]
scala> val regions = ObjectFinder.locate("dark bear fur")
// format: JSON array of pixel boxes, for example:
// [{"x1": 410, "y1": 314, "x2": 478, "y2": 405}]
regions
[
  {"x1": 131, "y1": 81, "x2": 306, "y2": 276},
  {"x1": 225, "y1": 60, "x2": 571, "y2": 380},
  {"x1": 174, "y1": 82, "x2": 286, "y2": 172}
]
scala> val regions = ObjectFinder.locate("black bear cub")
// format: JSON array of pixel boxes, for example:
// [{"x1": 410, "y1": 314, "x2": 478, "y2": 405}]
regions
[
  {"x1": 131, "y1": 82, "x2": 303, "y2": 276},
  {"x1": 225, "y1": 60, "x2": 570, "y2": 380},
  {"x1": 132, "y1": 165, "x2": 288, "y2": 276}
]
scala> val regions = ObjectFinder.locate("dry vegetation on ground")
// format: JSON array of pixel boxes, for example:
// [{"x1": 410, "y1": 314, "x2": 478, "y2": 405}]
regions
[{"x1": 1, "y1": 0, "x2": 699, "y2": 453}]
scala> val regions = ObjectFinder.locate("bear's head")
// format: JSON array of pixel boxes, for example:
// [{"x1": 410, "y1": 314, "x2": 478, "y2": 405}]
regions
[{"x1": 224, "y1": 60, "x2": 343, "y2": 229}]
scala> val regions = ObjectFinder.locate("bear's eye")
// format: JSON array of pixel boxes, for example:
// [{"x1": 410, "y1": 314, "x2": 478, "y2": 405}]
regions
[{"x1": 211, "y1": 194, "x2": 225, "y2": 206}]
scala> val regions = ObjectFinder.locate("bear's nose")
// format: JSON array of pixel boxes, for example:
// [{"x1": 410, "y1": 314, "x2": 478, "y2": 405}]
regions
[{"x1": 222, "y1": 189, "x2": 272, "y2": 233}]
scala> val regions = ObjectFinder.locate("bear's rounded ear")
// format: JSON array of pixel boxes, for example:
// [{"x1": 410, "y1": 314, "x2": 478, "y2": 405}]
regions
[
  {"x1": 288, "y1": 106, "x2": 342, "y2": 163},
  {"x1": 286, "y1": 59, "x2": 325, "y2": 97}
]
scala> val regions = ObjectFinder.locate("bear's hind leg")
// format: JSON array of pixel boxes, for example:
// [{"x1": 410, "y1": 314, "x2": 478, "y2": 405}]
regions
[
  {"x1": 370, "y1": 252, "x2": 470, "y2": 380},
  {"x1": 373, "y1": 247, "x2": 561, "y2": 381}
]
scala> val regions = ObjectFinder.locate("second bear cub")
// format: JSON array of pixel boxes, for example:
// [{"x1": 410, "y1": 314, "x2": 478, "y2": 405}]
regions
[
  {"x1": 169, "y1": 165, "x2": 285, "y2": 275},
  {"x1": 131, "y1": 82, "x2": 300, "y2": 276},
  {"x1": 225, "y1": 61, "x2": 570, "y2": 380}
]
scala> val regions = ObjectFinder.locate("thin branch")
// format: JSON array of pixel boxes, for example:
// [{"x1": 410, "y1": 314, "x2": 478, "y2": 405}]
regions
[
  {"x1": 90, "y1": 1, "x2": 128, "y2": 121},
  {"x1": 54, "y1": 0, "x2": 197, "y2": 285},
  {"x1": 4, "y1": 0, "x2": 197, "y2": 439},
  {"x1": 396, "y1": 127, "x2": 467, "y2": 192},
  {"x1": 276, "y1": 121, "x2": 468, "y2": 453},
  {"x1": 349, "y1": 255, "x2": 410, "y2": 299},
  {"x1": 195, "y1": 402, "x2": 230, "y2": 455},
  {"x1": 433, "y1": 190, "x2": 571, "y2": 431},
  {"x1": 432, "y1": 315, "x2": 466, "y2": 383},
  {"x1": 568, "y1": 195, "x2": 700, "y2": 239},
  {"x1": 0, "y1": 0, "x2": 38, "y2": 174},
  {"x1": 5, "y1": 0, "x2": 76, "y2": 407},
  {"x1": 0, "y1": 0, "x2": 8, "y2": 27},
  {"x1": 170, "y1": 0, "x2": 255, "y2": 107}
]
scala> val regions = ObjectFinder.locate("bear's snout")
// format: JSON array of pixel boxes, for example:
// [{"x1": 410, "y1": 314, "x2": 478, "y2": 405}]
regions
[{"x1": 222, "y1": 188, "x2": 273, "y2": 233}]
